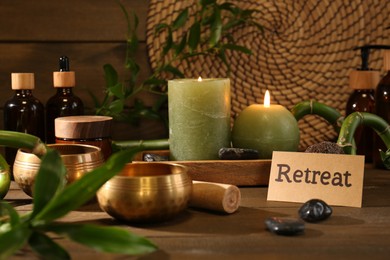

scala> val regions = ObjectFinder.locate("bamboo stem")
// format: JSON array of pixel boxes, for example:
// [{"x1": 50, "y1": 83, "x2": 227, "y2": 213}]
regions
[
  {"x1": 112, "y1": 138, "x2": 169, "y2": 152},
  {"x1": 291, "y1": 100, "x2": 344, "y2": 132},
  {"x1": 337, "y1": 112, "x2": 390, "y2": 167},
  {"x1": 0, "y1": 131, "x2": 46, "y2": 157}
]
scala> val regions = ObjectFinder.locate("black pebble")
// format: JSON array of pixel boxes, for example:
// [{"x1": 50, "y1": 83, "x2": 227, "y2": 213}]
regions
[
  {"x1": 298, "y1": 199, "x2": 332, "y2": 222},
  {"x1": 218, "y1": 148, "x2": 259, "y2": 160},
  {"x1": 143, "y1": 153, "x2": 169, "y2": 162},
  {"x1": 265, "y1": 217, "x2": 305, "y2": 236}
]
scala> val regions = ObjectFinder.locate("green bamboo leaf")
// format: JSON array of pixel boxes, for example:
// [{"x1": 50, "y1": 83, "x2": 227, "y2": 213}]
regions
[
  {"x1": 154, "y1": 23, "x2": 169, "y2": 34},
  {"x1": 115, "y1": 0, "x2": 137, "y2": 36},
  {"x1": 143, "y1": 77, "x2": 166, "y2": 87},
  {"x1": 219, "y1": 2, "x2": 238, "y2": 14},
  {"x1": 109, "y1": 99, "x2": 125, "y2": 114},
  {"x1": 0, "y1": 202, "x2": 20, "y2": 227},
  {"x1": 209, "y1": 6, "x2": 222, "y2": 47},
  {"x1": 126, "y1": 34, "x2": 139, "y2": 59},
  {"x1": 0, "y1": 224, "x2": 31, "y2": 260},
  {"x1": 32, "y1": 147, "x2": 143, "y2": 224},
  {"x1": 250, "y1": 20, "x2": 264, "y2": 33},
  {"x1": 217, "y1": 49, "x2": 231, "y2": 76},
  {"x1": 108, "y1": 83, "x2": 125, "y2": 99},
  {"x1": 188, "y1": 22, "x2": 201, "y2": 53},
  {"x1": 200, "y1": 0, "x2": 216, "y2": 7},
  {"x1": 29, "y1": 231, "x2": 70, "y2": 260},
  {"x1": 222, "y1": 19, "x2": 244, "y2": 31},
  {"x1": 201, "y1": 14, "x2": 214, "y2": 26},
  {"x1": 161, "y1": 65, "x2": 185, "y2": 78},
  {"x1": 45, "y1": 223, "x2": 157, "y2": 255},
  {"x1": 174, "y1": 32, "x2": 187, "y2": 56},
  {"x1": 241, "y1": 9, "x2": 256, "y2": 18},
  {"x1": 172, "y1": 8, "x2": 188, "y2": 30},
  {"x1": 126, "y1": 57, "x2": 140, "y2": 78},
  {"x1": 162, "y1": 29, "x2": 173, "y2": 56},
  {"x1": 222, "y1": 43, "x2": 252, "y2": 54},
  {"x1": 31, "y1": 149, "x2": 67, "y2": 218},
  {"x1": 103, "y1": 64, "x2": 118, "y2": 88}
]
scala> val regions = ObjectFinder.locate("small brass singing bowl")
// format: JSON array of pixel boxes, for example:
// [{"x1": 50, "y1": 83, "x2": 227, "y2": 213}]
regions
[
  {"x1": 96, "y1": 162, "x2": 192, "y2": 223},
  {"x1": 13, "y1": 144, "x2": 104, "y2": 197}
]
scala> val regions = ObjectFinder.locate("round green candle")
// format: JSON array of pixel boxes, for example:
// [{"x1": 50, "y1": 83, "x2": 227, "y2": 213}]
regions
[
  {"x1": 232, "y1": 91, "x2": 300, "y2": 159},
  {"x1": 168, "y1": 78, "x2": 231, "y2": 160}
]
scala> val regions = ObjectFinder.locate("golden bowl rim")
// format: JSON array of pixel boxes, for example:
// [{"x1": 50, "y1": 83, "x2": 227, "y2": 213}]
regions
[
  {"x1": 16, "y1": 144, "x2": 102, "y2": 160},
  {"x1": 112, "y1": 162, "x2": 188, "y2": 180}
]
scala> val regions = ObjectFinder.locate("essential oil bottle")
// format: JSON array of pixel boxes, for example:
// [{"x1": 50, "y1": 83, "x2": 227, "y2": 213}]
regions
[
  {"x1": 46, "y1": 56, "x2": 84, "y2": 143},
  {"x1": 345, "y1": 46, "x2": 379, "y2": 162},
  {"x1": 374, "y1": 50, "x2": 390, "y2": 168},
  {"x1": 3, "y1": 73, "x2": 45, "y2": 167}
]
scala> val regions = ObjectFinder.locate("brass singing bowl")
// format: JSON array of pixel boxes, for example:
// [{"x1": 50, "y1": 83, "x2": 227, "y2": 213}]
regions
[
  {"x1": 97, "y1": 162, "x2": 192, "y2": 223},
  {"x1": 13, "y1": 144, "x2": 104, "y2": 197}
]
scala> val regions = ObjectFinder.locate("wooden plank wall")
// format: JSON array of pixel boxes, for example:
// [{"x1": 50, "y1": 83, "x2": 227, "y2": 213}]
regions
[{"x1": 0, "y1": 0, "x2": 167, "y2": 145}]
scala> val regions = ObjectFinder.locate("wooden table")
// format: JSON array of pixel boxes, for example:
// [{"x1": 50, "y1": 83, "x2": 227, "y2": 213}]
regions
[{"x1": 5, "y1": 165, "x2": 390, "y2": 259}]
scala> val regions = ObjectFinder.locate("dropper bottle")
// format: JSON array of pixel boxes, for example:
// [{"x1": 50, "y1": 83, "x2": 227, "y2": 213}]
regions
[
  {"x1": 3, "y1": 73, "x2": 45, "y2": 168},
  {"x1": 46, "y1": 56, "x2": 84, "y2": 143},
  {"x1": 374, "y1": 47, "x2": 390, "y2": 168},
  {"x1": 346, "y1": 46, "x2": 380, "y2": 162}
]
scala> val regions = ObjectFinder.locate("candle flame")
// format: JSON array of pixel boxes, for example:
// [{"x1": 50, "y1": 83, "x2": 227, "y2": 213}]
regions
[
  {"x1": 198, "y1": 76, "x2": 202, "y2": 82},
  {"x1": 264, "y1": 90, "x2": 271, "y2": 107}
]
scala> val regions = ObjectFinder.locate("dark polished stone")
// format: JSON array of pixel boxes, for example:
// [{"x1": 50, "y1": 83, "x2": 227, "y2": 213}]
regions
[
  {"x1": 265, "y1": 217, "x2": 305, "y2": 236},
  {"x1": 298, "y1": 199, "x2": 333, "y2": 222},
  {"x1": 143, "y1": 153, "x2": 169, "y2": 162},
  {"x1": 218, "y1": 148, "x2": 259, "y2": 160}
]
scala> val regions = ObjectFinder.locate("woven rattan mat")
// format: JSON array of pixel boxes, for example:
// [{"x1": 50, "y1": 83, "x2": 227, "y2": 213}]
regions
[{"x1": 146, "y1": 0, "x2": 390, "y2": 149}]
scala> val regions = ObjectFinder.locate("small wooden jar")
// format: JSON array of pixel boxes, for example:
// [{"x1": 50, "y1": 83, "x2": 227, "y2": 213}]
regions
[{"x1": 55, "y1": 116, "x2": 112, "y2": 160}]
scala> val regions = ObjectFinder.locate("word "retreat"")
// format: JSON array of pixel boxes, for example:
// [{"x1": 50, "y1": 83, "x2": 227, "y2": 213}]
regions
[{"x1": 275, "y1": 164, "x2": 352, "y2": 187}]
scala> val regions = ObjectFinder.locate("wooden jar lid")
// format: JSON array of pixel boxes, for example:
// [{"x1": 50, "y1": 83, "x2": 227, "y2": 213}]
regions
[
  {"x1": 384, "y1": 50, "x2": 390, "y2": 71},
  {"x1": 55, "y1": 116, "x2": 112, "y2": 139},
  {"x1": 53, "y1": 71, "x2": 75, "y2": 87},
  {"x1": 11, "y1": 73, "x2": 35, "y2": 90},
  {"x1": 349, "y1": 70, "x2": 380, "y2": 89}
]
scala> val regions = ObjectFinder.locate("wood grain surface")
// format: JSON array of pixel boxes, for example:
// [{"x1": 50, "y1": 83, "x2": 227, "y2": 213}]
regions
[{"x1": 5, "y1": 165, "x2": 390, "y2": 259}]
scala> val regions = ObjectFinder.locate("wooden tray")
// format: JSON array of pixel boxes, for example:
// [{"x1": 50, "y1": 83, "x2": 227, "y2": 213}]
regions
[{"x1": 134, "y1": 150, "x2": 271, "y2": 186}]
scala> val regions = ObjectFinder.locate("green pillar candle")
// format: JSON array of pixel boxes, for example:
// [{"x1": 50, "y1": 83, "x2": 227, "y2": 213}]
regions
[
  {"x1": 232, "y1": 90, "x2": 300, "y2": 159},
  {"x1": 168, "y1": 78, "x2": 231, "y2": 161}
]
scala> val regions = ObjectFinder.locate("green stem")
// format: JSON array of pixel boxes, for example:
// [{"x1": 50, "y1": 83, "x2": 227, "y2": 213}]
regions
[
  {"x1": 337, "y1": 112, "x2": 390, "y2": 155},
  {"x1": 112, "y1": 139, "x2": 169, "y2": 152},
  {"x1": 0, "y1": 131, "x2": 46, "y2": 157},
  {"x1": 291, "y1": 100, "x2": 344, "y2": 132}
]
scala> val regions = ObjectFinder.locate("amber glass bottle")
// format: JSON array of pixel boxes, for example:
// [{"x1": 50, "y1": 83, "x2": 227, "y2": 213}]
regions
[
  {"x1": 46, "y1": 56, "x2": 84, "y2": 143},
  {"x1": 3, "y1": 73, "x2": 45, "y2": 167},
  {"x1": 346, "y1": 68, "x2": 379, "y2": 162},
  {"x1": 374, "y1": 51, "x2": 390, "y2": 168}
]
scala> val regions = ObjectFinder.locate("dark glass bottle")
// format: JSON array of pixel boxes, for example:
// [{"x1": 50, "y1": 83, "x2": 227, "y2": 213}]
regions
[
  {"x1": 4, "y1": 73, "x2": 45, "y2": 167},
  {"x1": 346, "y1": 88, "x2": 376, "y2": 162},
  {"x1": 346, "y1": 68, "x2": 380, "y2": 163},
  {"x1": 46, "y1": 56, "x2": 84, "y2": 143},
  {"x1": 374, "y1": 70, "x2": 390, "y2": 168}
]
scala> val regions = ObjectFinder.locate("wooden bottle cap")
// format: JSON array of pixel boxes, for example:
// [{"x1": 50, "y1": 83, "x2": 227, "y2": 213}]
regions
[
  {"x1": 384, "y1": 50, "x2": 390, "y2": 71},
  {"x1": 349, "y1": 70, "x2": 380, "y2": 89},
  {"x1": 53, "y1": 71, "x2": 76, "y2": 87},
  {"x1": 11, "y1": 73, "x2": 35, "y2": 90},
  {"x1": 55, "y1": 116, "x2": 112, "y2": 139}
]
